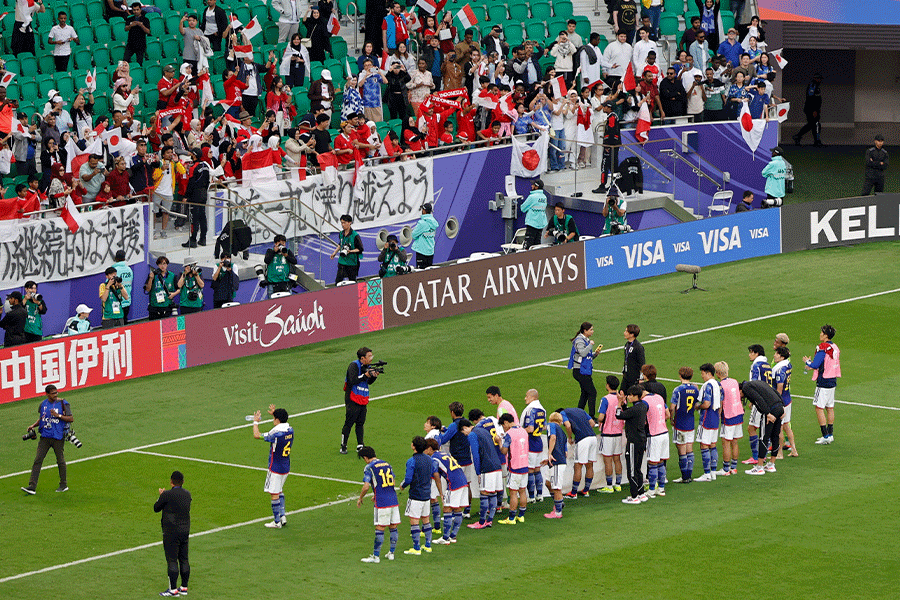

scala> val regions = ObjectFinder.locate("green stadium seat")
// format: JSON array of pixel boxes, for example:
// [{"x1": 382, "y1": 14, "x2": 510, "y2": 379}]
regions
[
  {"x1": 19, "y1": 53, "x2": 37, "y2": 76},
  {"x1": 574, "y1": 16, "x2": 590, "y2": 41},
  {"x1": 69, "y1": 4, "x2": 88, "y2": 24},
  {"x1": 148, "y1": 14, "x2": 166, "y2": 38},
  {"x1": 55, "y1": 73, "x2": 75, "y2": 98},
  {"x1": 143, "y1": 87, "x2": 159, "y2": 110},
  {"x1": 487, "y1": 5, "x2": 507, "y2": 22},
  {"x1": 95, "y1": 69, "x2": 110, "y2": 92},
  {"x1": 145, "y1": 63, "x2": 162, "y2": 85},
  {"x1": 310, "y1": 60, "x2": 324, "y2": 81},
  {"x1": 323, "y1": 58, "x2": 342, "y2": 77},
  {"x1": 554, "y1": 0, "x2": 574, "y2": 19},
  {"x1": 73, "y1": 48, "x2": 92, "y2": 71},
  {"x1": 508, "y1": 3, "x2": 529, "y2": 22},
  {"x1": 330, "y1": 36, "x2": 348, "y2": 60},
  {"x1": 264, "y1": 21, "x2": 280, "y2": 45},
  {"x1": 146, "y1": 39, "x2": 163, "y2": 61},
  {"x1": 659, "y1": 14, "x2": 680, "y2": 37},
  {"x1": 251, "y1": 3, "x2": 270, "y2": 23},
  {"x1": 111, "y1": 17, "x2": 127, "y2": 42},
  {"x1": 293, "y1": 87, "x2": 310, "y2": 114},
  {"x1": 720, "y1": 11, "x2": 735, "y2": 33},
  {"x1": 235, "y1": 6, "x2": 253, "y2": 25},
  {"x1": 87, "y1": 2, "x2": 105, "y2": 22},
  {"x1": 165, "y1": 13, "x2": 181, "y2": 35},
  {"x1": 468, "y1": 5, "x2": 486, "y2": 26},
  {"x1": 38, "y1": 53, "x2": 56, "y2": 75},
  {"x1": 531, "y1": 2, "x2": 551, "y2": 21},
  {"x1": 6, "y1": 81, "x2": 19, "y2": 101},
  {"x1": 211, "y1": 54, "x2": 226, "y2": 75},
  {"x1": 545, "y1": 17, "x2": 566, "y2": 38},
  {"x1": 503, "y1": 22, "x2": 524, "y2": 49},
  {"x1": 130, "y1": 65, "x2": 145, "y2": 86},
  {"x1": 525, "y1": 21, "x2": 545, "y2": 41},
  {"x1": 93, "y1": 45, "x2": 112, "y2": 69},
  {"x1": 480, "y1": 23, "x2": 493, "y2": 38},
  {"x1": 37, "y1": 74, "x2": 56, "y2": 99},
  {"x1": 162, "y1": 36, "x2": 181, "y2": 59},
  {"x1": 663, "y1": 0, "x2": 683, "y2": 15},
  {"x1": 2, "y1": 57, "x2": 19, "y2": 74},
  {"x1": 93, "y1": 94, "x2": 109, "y2": 116},
  {"x1": 539, "y1": 54, "x2": 554, "y2": 74}
]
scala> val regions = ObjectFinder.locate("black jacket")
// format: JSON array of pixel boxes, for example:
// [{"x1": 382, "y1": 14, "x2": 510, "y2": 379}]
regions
[
  {"x1": 210, "y1": 268, "x2": 240, "y2": 303},
  {"x1": 741, "y1": 380, "x2": 784, "y2": 418},
  {"x1": 616, "y1": 399, "x2": 648, "y2": 444},
  {"x1": 865, "y1": 147, "x2": 889, "y2": 174},
  {"x1": 199, "y1": 5, "x2": 228, "y2": 42},
  {"x1": 154, "y1": 485, "x2": 192, "y2": 534},
  {"x1": 0, "y1": 304, "x2": 27, "y2": 347},
  {"x1": 621, "y1": 339, "x2": 645, "y2": 390}
]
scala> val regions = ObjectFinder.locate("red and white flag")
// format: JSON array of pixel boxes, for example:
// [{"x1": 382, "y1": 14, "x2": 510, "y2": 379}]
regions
[
  {"x1": 234, "y1": 44, "x2": 254, "y2": 60},
  {"x1": 549, "y1": 75, "x2": 567, "y2": 100},
  {"x1": 0, "y1": 103, "x2": 13, "y2": 134},
  {"x1": 93, "y1": 121, "x2": 107, "y2": 137},
  {"x1": 102, "y1": 127, "x2": 137, "y2": 157},
  {"x1": 229, "y1": 14, "x2": 243, "y2": 30},
  {"x1": 345, "y1": 57, "x2": 354, "y2": 78},
  {"x1": 327, "y1": 12, "x2": 341, "y2": 35},
  {"x1": 455, "y1": 4, "x2": 478, "y2": 29},
  {"x1": 69, "y1": 137, "x2": 103, "y2": 176},
  {"x1": 738, "y1": 102, "x2": 766, "y2": 153},
  {"x1": 774, "y1": 101, "x2": 790, "y2": 123},
  {"x1": 623, "y1": 62, "x2": 636, "y2": 92},
  {"x1": 60, "y1": 196, "x2": 85, "y2": 234},
  {"x1": 498, "y1": 92, "x2": 516, "y2": 118},
  {"x1": 635, "y1": 103, "x2": 652, "y2": 143},
  {"x1": 84, "y1": 68, "x2": 96, "y2": 93},
  {"x1": 510, "y1": 130, "x2": 549, "y2": 178},
  {"x1": 243, "y1": 17, "x2": 263, "y2": 40},
  {"x1": 380, "y1": 50, "x2": 391, "y2": 71},
  {"x1": 416, "y1": 0, "x2": 447, "y2": 14},
  {"x1": 317, "y1": 152, "x2": 339, "y2": 187},
  {"x1": 241, "y1": 148, "x2": 278, "y2": 186},
  {"x1": 0, "y1": 71, "x2": 15, "y2": 87},
  {"x1": 770, "y1": 48, "x2": 788, "y2": 69},
  {"x1": 404, "y1": 11, "x2": 420, "y2": 31}
]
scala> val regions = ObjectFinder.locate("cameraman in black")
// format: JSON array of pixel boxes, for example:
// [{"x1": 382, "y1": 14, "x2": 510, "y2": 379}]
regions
[
  {"x1": 377, "y1": 234, "x2": 408, "y2": 278},
  {"x1": 544, "y1": 202, "x2": 579, "y2": 244},
  {"x1": 100, "y1": 266, "x2": 130, "y2": 328},
  {"x1": 264, "y1": 234, "x2": 297, "y2": 297},
  {"x1": 601, "y1": 186, "x2": 628, "y2": 235},
  {"x1": 340, "y1": 347, "x2": 382, "y2": 455},
  {"x1": 23, "y1": 281, "x2": 47, "y2": 343},
  {"x1": 211, "y1": 253, "x2": 240, "y2": 308},
  {"x1": 176, "y1": 263, "x2": 205, "y2": 314},
  {"x1": 1, "y1": 291, "x2": 27, "y2": 347},
  {"x1": 331, "y1": 214, "x2": 363, "y2": 284},
  {"x1": 145, "y1": 256, "x2": 178, "y2": 319}
]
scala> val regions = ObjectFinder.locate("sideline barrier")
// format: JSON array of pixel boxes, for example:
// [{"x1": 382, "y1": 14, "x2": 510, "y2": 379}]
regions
[{"x1": 780, "y1": 193, "x2": 900, "y2": 252}]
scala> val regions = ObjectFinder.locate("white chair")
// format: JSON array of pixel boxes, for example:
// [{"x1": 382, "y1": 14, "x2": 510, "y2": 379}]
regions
[
  {"x1": 707, "y1": 190, "x2": 734, "y2": 217},
  {"x1": 500, "y1": 228, "x2": 527, "y2": 254}
]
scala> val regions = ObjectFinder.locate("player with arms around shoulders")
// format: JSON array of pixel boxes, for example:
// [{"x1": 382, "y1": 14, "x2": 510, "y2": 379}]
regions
[
  {"x1": 497, "y1": 413, "x2": 530, "y2": 525},
  {"x1": 670, "y1": 367, "x2": 699, "y2": 484},
  {"x1": 804, "y1": 324, "x2": 840, "y2": 445},
  {"x1": 597, "y1": 376, "x2": 625, "y2": 493},
  {"x1": 772, "y1": 346, "x2": 798, "y2": 457},
  {"x1": 399, "y1": 436, "x2": 441, "y2": 555},
  {"x1": 695, "y1": 363, "x2": 722, "y2": 482},
  {"x1": 429, "y1": 438, "x2": 469, "y2": 545},
  {"x1": 716, "y1": 361, "x2": 743, "y2": 476},
  {"x1": 744, "y1": 344, "x2": 772, "y2": 465},
  {"x1": 560, "y1": 406, "x2": 598, "y2": 499},
  {"x1": 543, "y1": 412, "x2": 569, "y2": 518},
  {"x1": 357, "y1": 445, "x2": 400, "y2": 563},
  {"x1": 253, "y1": 405, "x2": 293, "y2": 529}
]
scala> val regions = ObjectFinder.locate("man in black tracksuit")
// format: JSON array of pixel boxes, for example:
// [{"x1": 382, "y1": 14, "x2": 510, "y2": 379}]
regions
[
  {"x1": 154, "y1": 470, "x2": 192, "y2": 597},
  {"x1": 617, "y1": 385, "x2": 649, "y2": 503},
  {"x1": 593, "y1": 101, "x2": 621, "y2": 194},
  {"x1": 740, "y1": 380, "x2": 785, "y2": 475},
  {"x1": 620, "y1": 323, "x2": 646, "y2": 393},
  {"x1": 793, "y1": 73, "x2": 823, "y2": 147},
  {"x1": 182, "y1": 156, "x2": 211, "y2": 249},
  {"x1": 862, "y1": 134, "x2": 889, "y2": 196}
]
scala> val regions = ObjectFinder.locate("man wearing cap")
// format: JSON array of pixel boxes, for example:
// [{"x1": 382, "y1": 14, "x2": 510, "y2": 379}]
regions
[
  {"x1": 792, "y1": 73, "x2": 824, "y2": 147},
  {"x1": 602, "y1": 187, "x2": 627, "y2": 234},
  {"x1": 521, "y1": 180, "x2": 548, "y2": 249},
  {"x1": 67, "y1": 304, "x2": 93, "y2": 335},
  {"x1": 411, "y1": 203, "x2": 438, "y2": 269},
  {"x1": 158, "y1": 65, "x2": 183, "y2": 110},
  {"x1": 761, "y1": 146, "x2": 786, "y2": 207},
  {"x1": 308, "y1": 69, "x2": 336, "y2": 116},
  {"x1": 1, "y1": 291, "x2": 28, "y2": 347},
  {"x1": 862, "y1": 134, "x2": 889, "y2": 196},
  {"x1": 717, "y1": 27, "x2": 742, "y2": 67},
  {"x1": 238, "y1": 50, "x2": 277, "y2": 118}
]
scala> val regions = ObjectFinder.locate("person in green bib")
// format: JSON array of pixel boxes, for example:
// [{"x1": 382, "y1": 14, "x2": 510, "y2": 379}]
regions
[
  {"x1": 264, "y1": 234, "x2": 298, "y2": 297},
  {"x1": 177, "y1": 263, "x2": 206, "y2": 314},
  {"x1": 377, "y1": 234, "x2": 408, "y2": 277},
  {"x1": 144, "y1": 256, "x2": 178, "y2": 320},
  {"x1": 100, "y1": 266, "x2": 130, "y2": 329},
  {"x1": 330, "y1": 215, "x2": 364, "y2": 284},
  {"x1": 23, "y1": 281, "x2": 47, "y2": 343},
  {"x1": 544, "y1": 202, "x2": 579, "y2": 244},
  {"x1": 602, "y1": 187, "x2": 628, "y2": 235},
  {"x1": 111, "y1": 250, "x2": 134, "y2": 324}
]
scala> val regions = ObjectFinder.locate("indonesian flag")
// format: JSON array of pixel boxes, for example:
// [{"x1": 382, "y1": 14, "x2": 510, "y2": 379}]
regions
[
  {"x1": 510, "y1": 130, "x2": 549, "y2": 177},
  {"x1": 623, "y1": 62, "x2": 636, "y2": 92},
  {"x1": 416, "y1": 0, "x2": 447, "y2": 14},
  {"x1": 380, "y1": 50, "x2": 390, "y2": 71},
  {"x1": 317, "y1": 152, "x2": 339, "y2": 187},
  {"x1": 102, "y1": 127, "x2": 137, "y2": 157},
  {"x1": 223, "y1": 112, "x2": 250, "y2": 137},
  {"x1": 635, "y1": 103, "x2": 651, "y2": 143},
  {"x1": 549, "y1": 75, "x2": 567, "y2": 100},
  {"x1": 774, "y1": 101, "x2": 790, "y2": 123},
  {"x1": 243, "y1": 17, "x2": 263, "y2": 40},
  {"x1": 404, "y1": 11, "x2": 420, "y2": 31},
  {"x1": 0, "y1": 71, "x2": 15, "y2": 87},
  {"x1": 327, "y1": 12, "x2": 341, "y2": 35},
  {"x1": 234, "y1": 44, "x2": 254, "y2": 60},
  {"x1": 241, "y1": 148, "x2": 279, "y2": 186},
  {"x1": 455, "y1": 4, "x2": 478, "y2": 29},
  {"x1": 352, "y1": 147, "x2": 366, "y2": 201},
  {"x1": 60, "y1": 196, "x2": 85, "y2": 234},
  {"x1": 93, "y1": 121, "x2": 107, "y2": 137},
  {"x1": 738, "y1": 102, "x2": 766, "y2": 153},
  {"x1": 84, "y1": 68, "x2": 97, "y2": 93},
  {"x1": 0, "y1": 103, "x2": 14, "y2": 134},
  {"x1": 474, "y1": 89, "x2": 497, "y2": 110},
  {"x1": 199, "y1": 72, "x2": 218, "y2": 107},
  {"x1": 229, "y1": 14, "x2": 243, "y2": 30},
  {"x1": 771, "y1": 48, "x2": 788, "y2": 69}
]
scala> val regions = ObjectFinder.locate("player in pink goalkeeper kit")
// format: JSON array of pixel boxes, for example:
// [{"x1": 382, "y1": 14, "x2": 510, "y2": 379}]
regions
[
  {"x1": 497, "y1": 413, "x2": 530, "y2": 524},
  {"x1": 487, "y1": 386, "x2": 519, "y2": 425}
]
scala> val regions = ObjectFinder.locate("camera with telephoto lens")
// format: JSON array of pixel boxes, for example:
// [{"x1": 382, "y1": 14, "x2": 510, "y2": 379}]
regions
[
  {"x1": 22, "y1": 428, "x2": 37, "y2": 441},
  {"x1": 394, "y1": 265, "x2": 413, "y2": 275},
  {"x1": 339, "y1": 244, "x2": 351, "y2": 257},
  {"x1": 610, "y1": 222, "x2": 633, "y2": 235},
  {"x1": 254, "y1": 264, "x2": 268, "y2": 287},
  {"x1": 184, "y1": 263, "x2": 202, "y2": 277},
  {"x1": 554, "y1": 229, "x2": 566, "y2": 243},
  {"x1": 64, "y1": 428, "x2": 82, "y2": 448},
  {"x1": 367, "y1": 360, "x2": 388, "y2": 374},
  {"x1": 33, "y1": 293, "x2": 43, "y2": 302}
]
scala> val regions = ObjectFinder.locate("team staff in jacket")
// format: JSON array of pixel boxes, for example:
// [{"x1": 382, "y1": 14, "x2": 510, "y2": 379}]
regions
[
  {"x1": 340, "y1": 347, "x2": 380, "y2": 455},
  {"x1": 620, "y1": 323, "x2": 645, "y2": 392},
  {"x1": 411, "y1": 202, "x2": 438, "y2": 269},
  {"x1": 740, "y1": 379, "x2": 784, "y2": 475},
  {"x1": 617, "y1": 385, "x2": 649, "y2": 504},
  {"x1": 568, "y1": 321, "x2": 602, "y2": 417},
  {"x1": 520, "y1": 179, "x2": 548, "y2": 249},
  {"x1": 862, "y1": 134, "x2": 889, "y2": 196},
  {"x1": 154, "y1": 470, "x2": 192, "y2": 597}
]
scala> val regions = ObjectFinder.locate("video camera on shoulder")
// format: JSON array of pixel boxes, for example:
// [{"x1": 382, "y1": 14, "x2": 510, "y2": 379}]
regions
[{"x1": 367, "y1": 360, "x2": 388, "y2": 374}]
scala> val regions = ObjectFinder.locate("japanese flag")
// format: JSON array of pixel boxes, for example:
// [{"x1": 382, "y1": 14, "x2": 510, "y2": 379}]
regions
[
  {"x1": 455, "y1": 4, "x2": 478, "y2": 30},
  {"x1": 317, "y1": 152, "x2": 339, "y2": 187},
  {"x1": 60, "y1": 195, "x2": 85, "y2": 234},
  {"x1": 774, "y1": 101, "x2": 790, "y2": 123},
  {"x1": 241, "y1": 148, "x2": 278, "y2": 186},
  {"x1": 738, "y1": 102, "x2": 766, "y2": 153},
  {"x1": 0, "y1": 71, "x2": 15, "y2": 87},
  {"x1": 84, "y1": 68, "x2": 97, "y2": 93},
  {"x1": 635, "y1": 103, "x2": 652, "y2": 143},
  {"x1": 234, "y1": 44, "x2": 254, "y2": 60},
  {"x1": 549, "y1": 75, "x2": 567, "y2": 100},
  {"x1": 243, "y1": 17, "x2": 263, "y2": 40},
  {"x1": 103, "y1": 127, "x2": 137, "y2": 157},
  {"x1": 510, "y1": 130, "x2": 548, "y2": 178},
  {"x1": 327, "y1": 12, "x2": 341, "y2": 35},
  {"x1": 770, "y1": 48, "x2": 788, "y2": 69}
]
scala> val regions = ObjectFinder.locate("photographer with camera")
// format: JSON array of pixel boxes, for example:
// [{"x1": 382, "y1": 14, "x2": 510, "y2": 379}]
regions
[
  {"x1": 544, "y1": 202, "x2": 579, "y2": 245},
  {"x1": 111, "y1": 250, "x2": 134, "y2": 324},
  {"x1": 21, "y1": 385, "x2": 73, "y2": 495},
  {"x1": 377, "y1": 234, "x2": 409, "y2": 278},
  {"x1": 23, "y1": 281, "x2": 47, "y2": 343},
  {"x1": 264, "y1": 234, "x2": 298, "y2": 297},
  {"x1": 177, "y1": 263, "x2": 205, "y2": 314},
  {"x1": 211, "y1": 253, "x2": 240, "y2": 308},
  {"x1": 144, "y1": 256, "x2": 178, "y2": 320},
  {"x1": 601, "y1": 186, "x2": 628, "y2": 235},
  {"x1": 1, "y1": 291, "x2": 27, "y2": 347},
  {"x1": 99, "y1": 266, "x2": 130, "y2": 328},
  {"x1": 411, "y1": 202, "x2": 438, "y2": 269},
  {"x1": 521, "y1": 179, "x2": 549, "y2": 249},
  {"x1": 340, "y1": 347, "x2": 384, "y2": 455},
  {"x1": 330, "y1": 215, "x2": 364, "y2": 285}
]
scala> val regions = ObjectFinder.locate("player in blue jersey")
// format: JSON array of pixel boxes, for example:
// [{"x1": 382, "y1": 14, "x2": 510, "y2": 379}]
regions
[
  {"x1": 559, "y1": 407, "x2": 597, "y2": 498},
  {"x1": 544, "y1": 412, "x2": 568, "y2": 518},
  {"x1": 464, "y1": 417, "x2": 504, "y2": 529},
  {"x1": 670, "y1": 367, "x2": 699, "y2": 484},
  {"x1": 22, "y1": 385, "x2": 73, "y2": 495},
  {"x1": 469, "y1": 408, "x2": 507, "y2": 513},
  {"x1": 423, "y1": 416, "x2": 444, "y2": 525},
  {"x1": 772, "y1": 347, "x2": 798, "y2": 458},
  {"x1": 253, "y1": 405, "x2": 293, "y2": 529},
  {"x1": 695, "y1": 363, "x2": 722, "y2": 482},
  {"x1": 744, "y1": 344, "x2": 773, "y2": 465},
  {"x1": 438, "y1": 402, "x2": 474, "y2": 518},
  {"x1": 357, "y1": 446, "x2": 401, "y2": 563},
  {"x1": 520, "y1": 389, "x2": 548, "y2": 503},
  {"x1": 427, "y1": 438, "x2": 469, "y2": 544},
  {"x1": 399, "y1": 436, "x2": 441, "y2": 555}
]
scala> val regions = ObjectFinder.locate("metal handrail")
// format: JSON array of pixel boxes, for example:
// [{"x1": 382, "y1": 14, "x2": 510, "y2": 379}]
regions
[
  {"x1": 659, "y1": 148, "x2": 723, "y2": 190},
  {"x1": 340, "y1": 2, "x2": 360, "y2": 57},
  {"x1": 547, "y1": 133, "x2": 678, "y2": 183}
]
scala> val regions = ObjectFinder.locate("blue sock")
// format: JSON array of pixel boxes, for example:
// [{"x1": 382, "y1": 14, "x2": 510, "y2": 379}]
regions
[
  {"x1": 750, "y1": 435, "x2": 759, "y2": 460},
  {"x1": 271, "y1": 498, "x2": 279, "y2": 522},
  {"x1": 423, "y1": 523, "x2": 433, "y2": 547},
  {"x1": 389, "y1": 528, "x2": 398, "y2": 553},
  {"x1": 657, "y1": 463, "x2": 666, "y2": 489},
  {"x1": 451, "y1": 512, "x2": 463, "y2": 537},
  {"x1": 517, "y1": 506, "x2": 526, "y2": 517},
  {"x1": 572, "y1": 480, "x2": 580, "y2": 494},
  {"x1": 701, "y1": 448, "x2": 711, "y2": 474},
  {"x1": 554, "y1": 499, "x2": 563, "y2": 514},
  {"x1": 731, "y1": 459, "x2": 737, "y2": 471},
  {"x1": 710, "y1": 448, "x2": 718, "y2": 471},
  {"x1": 442, "y1": 513, "x2": 452, "y2": 539},
  {"x1": 431, "y1": 502, "x2": 440, "y2": 524},
  {"x1": 487, "y1": 494, "x2": 497, "y2": 521},
  {"x1": 606, "y1": 476, "x2": 613, "y2": 486},
  {"x1": 527, "y1": 473, "x2": 536, "y2": 499},
  {"x1": 508, "y1": 508, "x2": 516, "y2": 520},
  {"x1": 496, "y1": 491, "x2": 504, "y2": 507},
  {"x1": 479, "y1": 496, "x2": 489, "y2": 524},
  {"x1": 679, "y1": 455, "x2": 688, "y2": 478},
  {"x1": 687, "y1": 452, "x2": 695, "y2": 476},
  {"x1": 373, "y1": 530, "x2": 384, "y2": 556},
  {"x1": 463, "y1": 503, "x2": 470, "y2": 516},
  {"x1": 534, "y1": 472, "x2": 544, "y2": 498},
  {"x1": 279, "y1": 494, "x2": 286, "y2": 520},
  {"x1": 615, "y1": 474, "x2": 622, "y2": 485},
  {"x1": 647, "y1": 464, "x2": 658, "y2": 489},
  {"x1": 410, "y1": 525, "x2": 421, "y2": 550},
  {"x1": 583, "y1": 477, "x2": 593, "y2": 492}
]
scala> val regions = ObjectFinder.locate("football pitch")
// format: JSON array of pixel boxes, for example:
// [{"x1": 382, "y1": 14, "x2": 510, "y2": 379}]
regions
[{"x1": 1, "y1": 240, "x2": 899, "y2": 600}]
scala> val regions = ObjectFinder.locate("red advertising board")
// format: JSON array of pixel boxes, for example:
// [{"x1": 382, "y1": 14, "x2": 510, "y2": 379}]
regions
[
  {"x1": 184, "y1": 284, "x2": 361, "y2": 367},
  {"x1": 0, "y1": 321, "x2": 163, "y2": 403}
]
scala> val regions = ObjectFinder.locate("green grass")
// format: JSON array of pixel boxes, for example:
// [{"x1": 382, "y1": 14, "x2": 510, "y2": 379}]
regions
[
  {"x1": 2, "y1": 240, "x2": 899, "y2": 599},
  {"x1": 782, "y1": 145, "x2": 871, "y2": 204}
]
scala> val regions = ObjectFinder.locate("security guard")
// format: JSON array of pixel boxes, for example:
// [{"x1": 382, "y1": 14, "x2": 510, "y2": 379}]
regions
[{"x1": 862, "y1": 134, "x2": 889, "y2": 196}]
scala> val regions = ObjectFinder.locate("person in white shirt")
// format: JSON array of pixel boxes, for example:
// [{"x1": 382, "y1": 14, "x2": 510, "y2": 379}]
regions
[
  {"x1": 602, "y1": 30, "x2": 632, "y2": 90},
  {"x1": 631, "y1": 27, "x2": 658, "y2": 71},
  {"x1": 272, "y1": 0, "x2": 307, "y2": 43},
  {"x1": 48, "y1": 11, "x2": 79, "y2": 72},
  {"x1": 679, "y1": 54, "x2": 704, "y2": 91},
  {"x1": 579, "y1": 33, "x2": 604, "y2": 90}
]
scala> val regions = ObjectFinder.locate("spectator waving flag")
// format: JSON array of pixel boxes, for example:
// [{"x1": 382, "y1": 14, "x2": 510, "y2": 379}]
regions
[
  {"x1": 416, "y1": 0, "x2": 447, "y2": 14},
  {"x1": 243, "y1": 17, "x2": 263, "y2": 40},
  {"x1": 455, "y1": 4, "x2": 478, "y2": 30},
  {"x1": 327, "y1": 12, "x2": 341, "y2": 35},
  {"x1": 510, "y1": 130, "x2": 549, "y2": 178},
  {"x1": 242, "y1": 148, "x2": 279, "y2": 186},
  {"x1": 635, "y1": 103, "x2": 652, "y2": 143},
  {"x1": 317, "y1": 152, "x2": 339, "y2": 187},
  {"x1": 102, "y1": 127, "x2": 137, "y2": 157},
  {"x1": 60, "y1": 196, "x2": 85, "y2": 234},
  {"x1": 770, "y1": 48, "x2": 788, "y2": 69},
  {"x1": 623, "y1": 62, "x2": 636, "y2": 91},
  {"x1": 738, "y1": 102, "x2": 766, "y2": 152},
  {"x1": 234, "y1": 44, "x2": 254, "y2": 60},
  {"x1": 0, "y1": 71, "x2": 15, "y2": 87},
  {"x1": 84, "y1": 68, "x2": 97, "y2": 93},
  {"x1": 229, "y1": 13, "x2": 244, "y2": 30},
  {"x1": 0, "y1": 102, "x2": 13, "y2": 134},
  {"x1": 549, "y1": 75, "x2": 567, "y2": 100}
]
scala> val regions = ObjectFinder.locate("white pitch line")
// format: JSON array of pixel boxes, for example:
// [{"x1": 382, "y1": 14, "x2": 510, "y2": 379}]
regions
[
  {"x1": 0, "y1": 497, "x2": 355, "y2": 584},
  {"x1": 130, "y1": 450, "x2": 361, "y2": 485},
  {"x1": 4, "y1": 286, "x2": 899, "y2": 482}
]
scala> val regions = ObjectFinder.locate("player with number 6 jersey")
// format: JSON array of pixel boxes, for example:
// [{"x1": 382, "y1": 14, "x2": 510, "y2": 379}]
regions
[{"x1": 253, "y1": 406, "x2": 293, "y2": 529}]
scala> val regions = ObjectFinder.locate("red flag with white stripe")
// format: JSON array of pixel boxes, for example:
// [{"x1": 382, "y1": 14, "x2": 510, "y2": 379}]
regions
[
  {"x1": 317, "y1": 152, "x2": 339, "y2": 186},
  {"x1": 60, "y1": 196, "x2": 85, "y2": 234},
  {"x1": 241, "y1": 148, "x2": 278, "y2": 186},
  {"x1": 327, "y1": 12, "x2": 341, "y2": 35},
  {"x1": 455, "y1": 4, "x2": 478, "y2": 29},
  {"x1": 243, "y1": 17, "x2": 263, "y2": 40},
  {"x1": 380, "y1": 50, "x2": 390, "y2": 71},
  {"x1": 623, "y1": 62, "x2": 636, "y2": 92},
  {"x1": 416, "y1": 0, "x2": 447, "y2": 14},
  {"x1": 739, "y1": 102, "x2": 766, "y2": 152},
  {"x1": 635, "y1": 103, "x2": 651, "y2": 143},
  {"x1": 549, "y1": 75, "x2": 567, "y2": 100},
  {"x1": 234, "y1": 44, "x2": 254, "y2": 60},
  {"x1": 0, "y1": 103, "x2": 14, "y2": 134},
  {"x1": 229, "y1": 14, "x2": 243, "y2": 30}
]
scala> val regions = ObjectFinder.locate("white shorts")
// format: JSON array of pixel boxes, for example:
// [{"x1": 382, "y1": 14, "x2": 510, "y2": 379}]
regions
[
  {"x1": 430, "y1": 480, "x2": 439, "y2": 500},
  {"x1": 674, "y1": 429, "x2": 695, "y2": 445},
  {"x1": 600, "y1": 434, "x2": 624, "y2": 457},
  {"x1": 813, "y1": 387, "x2": 835, "y2": 409},
  {"x1": 479, "y1": 470, "x2": 503, "y2": 493},
  {"x1": 374, "y1": 505, "x2": 401, "y2": 526},
  {"x1": 264, "y1": 471, "x2": 288, "y2": 494},
  {"x1": 721, "y1": 423, "x2": 743, "y2": 440},
  {"x1": 507, "y1": 471, "x2": 528, "y2": 490},
  {"x1": 405, "y1": 498, "x2": 431, "y2": 519},
  {"x1": 782, "y1": 403, "x2": 792, "y2": 424},
  {"x1": 697, "y1": 427, "x2": 719, "y2": 446},
  {"x1": 574, "y1": 436, "x2": 598, "y2": 464},
  {"x1": 548, "y1": 463, "x2": 567, "y2": 490},
  {"x1": 646, "y1": 434, "x2": 670, "y2": 462},
  {"x1": 443, "y1": 486, "x2": 468, "y2": 508},
  {"x1": 528, "y1": 451, "x2": 545, "y2": 469},
  {"x1": 462, "y1": 463, "x2": 479, "y2": 495},
  {"x1": 749, "y1": 406, "x2": 763, "y2": 428}
]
